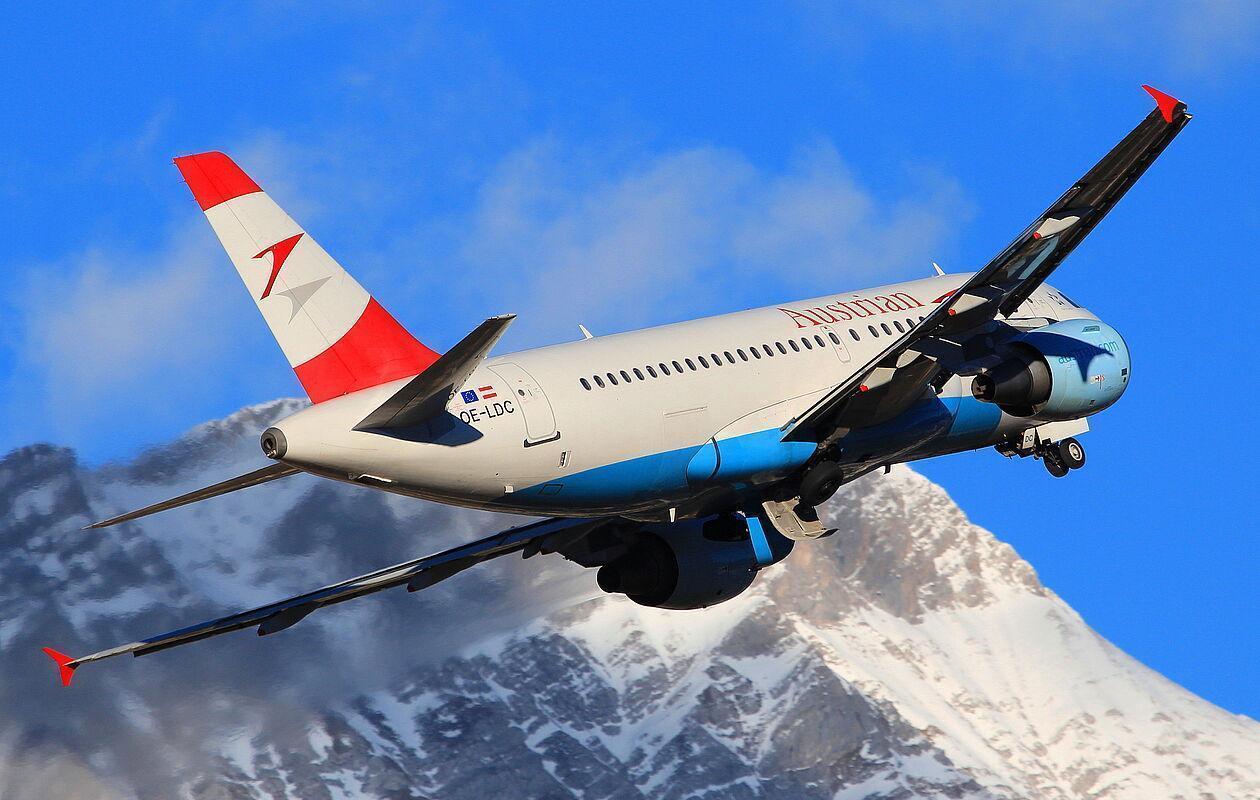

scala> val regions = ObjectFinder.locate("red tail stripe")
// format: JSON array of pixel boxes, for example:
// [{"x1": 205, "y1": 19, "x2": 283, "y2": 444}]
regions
[
  {"x1": 293, "y1": 299, "x2": 440, "y2": 403},
  {"x1": 173, "y1": 151, "x2": 263, "y2": 211}
]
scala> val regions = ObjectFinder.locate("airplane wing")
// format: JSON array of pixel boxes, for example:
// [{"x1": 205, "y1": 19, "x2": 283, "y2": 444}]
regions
[
  {"x1": 84, "y1": 463, "x2": 302, "y2": 529},
  {"x1": 43, "y1": 515, "x2": 606, "y2": 686},
  {"x1": 784, "y1": 85, "x2": 1191, "y2": 444}
]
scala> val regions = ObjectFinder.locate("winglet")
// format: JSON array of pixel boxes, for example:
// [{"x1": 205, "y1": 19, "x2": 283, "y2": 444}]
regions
[
  {"x1": 42, "y1": 647, "x2": 78, "y2": 687},
  {"x1": 1141, "y1": 85, "x2": 1183, "y2": 123}
]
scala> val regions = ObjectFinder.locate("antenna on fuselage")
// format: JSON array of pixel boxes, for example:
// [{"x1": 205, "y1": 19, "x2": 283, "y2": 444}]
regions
[
  {"x1": 578, "y1": 324, "x2": 594, "y2": 340},
  {"x1": 932, "y1": 262, "x2": 945, "y2": 276}
]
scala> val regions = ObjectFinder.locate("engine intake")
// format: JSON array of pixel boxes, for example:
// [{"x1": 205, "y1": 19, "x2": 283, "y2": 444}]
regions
[
  {"x1": 971, "y1": 319, "x2": 1131, "y2": 421},
  {"x1": 596, "y1": 515, "x2": 792, "y2": 610},
  {"x1": 597, "y1": 537, "x2": 678, "y2": 601},
  {"x1": 971, "y1": 348, "x2": 1052, "y2": 414}
]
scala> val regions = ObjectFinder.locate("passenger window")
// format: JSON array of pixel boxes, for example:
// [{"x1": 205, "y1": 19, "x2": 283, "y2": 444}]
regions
[
  {"x1": 790, "y1": 340, "x2": 801, "y2": 352},
  {"x1": 868, "y1": 325, "x2": 879, "y2": 337},
  {"x1": 800, "y1": 337, "x2": 812, "y2": 350},
  {"x1": 620, "y1": 370, "x2": 631, "y2": 382},
  {"x1": 724, "y1": 351, "x2": 735, "y2": 364},
  {"x1": 633, "y1": 368, "x2": 644, "y2": 380},
  {"x1": 580, "y1": 378, "x2": 591, "y2": 390},
  {"x1": 685, "y1": 358, "x2": 696, "y2": 370},
  {"x1": 646, "y1": 365, "x2": 658, "y2": 378},
  {"x1": 829, "y1": 332, "x2": 841, "y2": 345},
  {"x1": 607, "y1": 372, "x2": 618, "y2": 386},
  {"x1": 893, "y1": 321, "x2": 904, "y2": 333},
  {"x1": 660, "y1": 362, "x2": 671, "y2": 376},
  {"x1": 751, "y1": 347, "x2": 762, "y2": 359},
  {"x1": 711, "y1": 353, "x2": 721, "y2": 366},
  {"x1": 881, "y1": 323, "x2": 892, "y2": 335},
  {"x1": 905, "y1": 318, "x2": 914, "y2": 329},
  {"x1": 698, "y1": 356, "x2": 709, "y2": 368},
  {"x1": 850, "y1": 328, "x2": 859, "y2": 341},
  {"x1": 814, "y1": 335, "x2": 826, "y2": 348},
  {"x1": 594, "y1": 375, "x2": 605, "y2": 388},
  {"x1": 763, "y1": 344, "x2": 774, "y2": 357},
  {"x1": 738, "y1": 349, "x2": 748, "y2": 361},
  {"x1": 776, "y1": 342, "x2": 787, "y2": 354},
  {"x1": 673, "y1": 360, "x2": 684, "y2": 373}
]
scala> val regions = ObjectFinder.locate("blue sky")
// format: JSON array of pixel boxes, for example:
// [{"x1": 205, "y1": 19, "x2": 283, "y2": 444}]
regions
[{"x1": 1, "y1": 3, "x2": 1256, "y2": 716}]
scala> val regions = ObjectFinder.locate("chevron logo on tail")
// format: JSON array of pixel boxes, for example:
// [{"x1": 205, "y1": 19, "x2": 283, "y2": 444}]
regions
[{"x1": 253, "y1": 233, "x2": 305, "y2": 300}]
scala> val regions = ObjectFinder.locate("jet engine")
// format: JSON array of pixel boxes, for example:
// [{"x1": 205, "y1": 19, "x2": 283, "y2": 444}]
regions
[
  {"x1": 971, "y1": 319, "x2": 1131, "y2": 421},
  {"x1": 596, "y1": 515, "x2": 793, "y2": 610}
]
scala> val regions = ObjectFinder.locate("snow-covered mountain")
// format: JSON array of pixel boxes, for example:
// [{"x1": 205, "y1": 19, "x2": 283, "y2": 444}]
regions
[{"x1": 2, "y1": 400, "x2": 1256, "y2": 799}]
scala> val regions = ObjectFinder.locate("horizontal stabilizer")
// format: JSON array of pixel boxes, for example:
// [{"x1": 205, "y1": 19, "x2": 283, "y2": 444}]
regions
[
  {"x1": 84, "y1": 463, "x2": 301, "y2": 529},
  {"x1": 355, "y1": 314, "x2": 515, "y2": 430}
]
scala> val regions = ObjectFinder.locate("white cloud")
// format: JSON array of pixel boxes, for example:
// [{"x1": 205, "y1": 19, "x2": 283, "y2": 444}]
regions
[
  {"x1": 798, "y1": 1, "x2": 1260, "y2": 76},
  {"x1": 454, "y1": 138, "x2": 967, "y2": 343},
  {"x1": 0, "y1": 132, "x2": 965, "y2": 460},
  {"x1": 1, "y1": 225, "x2": 295, "y2": 460}
]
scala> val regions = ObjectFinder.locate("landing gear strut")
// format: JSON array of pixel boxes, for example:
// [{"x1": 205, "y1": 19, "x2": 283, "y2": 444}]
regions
[
  {"x1": 1043, "y1": 449, "x2": 1070, "y2": 478},
  {"x1": 1041, "y1": 437, "x2": 1085, "y2": 478}
]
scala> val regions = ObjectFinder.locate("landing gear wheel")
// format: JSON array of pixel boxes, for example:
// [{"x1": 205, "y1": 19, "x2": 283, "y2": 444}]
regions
[
  {"x1": 1058, "y1": 438, "x2": 1086, "y2": 470},
  {"x1": 800, "y1": 461, "x2": 845, "y2": 507},
  {"x1": 1043, "y1": 450, "x2": 1070, "y2": 478}
]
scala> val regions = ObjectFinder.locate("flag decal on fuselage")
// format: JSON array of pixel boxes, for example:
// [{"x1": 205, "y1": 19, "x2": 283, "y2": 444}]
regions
[{"x1": 461, "y1": 386, "x2": 497, "y2": 404}]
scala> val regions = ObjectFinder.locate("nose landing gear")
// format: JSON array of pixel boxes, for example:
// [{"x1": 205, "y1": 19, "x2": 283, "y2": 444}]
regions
[{"x1": 996, "y1": 425, "x2": 1090, "y2": 478}]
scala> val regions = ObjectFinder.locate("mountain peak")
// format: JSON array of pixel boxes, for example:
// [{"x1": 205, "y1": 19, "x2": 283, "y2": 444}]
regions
[
  {"x1": 117, "y1": 397, "x2": 308, "y2": 483},
  {"x1": 762, "y1": 466, "x2": 1044, "y2": 626},
  {"x1": 2, "y1": 402, "x2": 1255, "y2": 798}
]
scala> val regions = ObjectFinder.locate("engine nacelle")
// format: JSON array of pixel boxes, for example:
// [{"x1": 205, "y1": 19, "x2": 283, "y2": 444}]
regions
[
  {"x1": 972, "y1": 319, "x2": 1130, "y2": 421},
  {"x1": 596, "y1": 516, "x2": 793, "y2": 610}
]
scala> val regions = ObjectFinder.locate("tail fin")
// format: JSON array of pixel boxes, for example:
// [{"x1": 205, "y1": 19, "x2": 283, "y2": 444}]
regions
[{"x1": 173, "y1": 152, "x2": 439, "y2": 403}]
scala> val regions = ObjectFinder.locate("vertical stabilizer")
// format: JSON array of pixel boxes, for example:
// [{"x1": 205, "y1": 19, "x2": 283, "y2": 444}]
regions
[{"x1": 173, "y1": 152, "x2": 439, "y2": 402}]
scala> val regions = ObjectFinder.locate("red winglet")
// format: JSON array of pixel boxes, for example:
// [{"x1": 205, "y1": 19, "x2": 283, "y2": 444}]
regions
[
  {"x1": 173, "y1": 151, "x2": 263, "y2": 211},
  {"x1": 42, "y1": 647, "x2": 78, "y2": 687},
  {"x1": 1141, "y1": 85, "x2": 1182, "y2": 124}
]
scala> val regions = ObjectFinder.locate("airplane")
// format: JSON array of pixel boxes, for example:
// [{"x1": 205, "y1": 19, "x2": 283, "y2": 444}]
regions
[{"x1": 42, "y1": 86, "x2": 1190, "y2": 687}]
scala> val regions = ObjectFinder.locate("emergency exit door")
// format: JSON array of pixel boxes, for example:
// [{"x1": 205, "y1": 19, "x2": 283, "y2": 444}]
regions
[{"x1": 489, "y1": 363, "x2": 560, "y2": 445}]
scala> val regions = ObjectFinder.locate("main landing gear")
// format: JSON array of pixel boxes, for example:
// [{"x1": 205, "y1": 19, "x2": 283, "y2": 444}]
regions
[
  {"x1": 799, "y1": 460, "x2": 845, "y2": 507},
  {"x1": 1040, "y1": 437, "x2": 1086, "y2": 478}
]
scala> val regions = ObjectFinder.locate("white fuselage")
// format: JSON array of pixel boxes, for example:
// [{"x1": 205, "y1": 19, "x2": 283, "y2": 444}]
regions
[{"x1": 271, "y1": 273, "x2": 1097, "y2": 520}]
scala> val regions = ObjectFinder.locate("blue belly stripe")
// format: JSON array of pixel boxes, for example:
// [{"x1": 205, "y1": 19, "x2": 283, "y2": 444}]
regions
[{"x1": 508, "y1": 425, "x2": 811, "y2": 508}]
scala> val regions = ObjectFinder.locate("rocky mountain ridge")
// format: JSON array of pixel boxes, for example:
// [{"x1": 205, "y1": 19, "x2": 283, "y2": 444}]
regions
[{"x1": 0, "y1": 399, "x2": 1255, "y2": 799}]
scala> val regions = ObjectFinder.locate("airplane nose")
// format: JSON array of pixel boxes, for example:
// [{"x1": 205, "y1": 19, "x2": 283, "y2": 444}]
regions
[{"x1": 261, "y1": 427, "x2": 287, "y2": 459}]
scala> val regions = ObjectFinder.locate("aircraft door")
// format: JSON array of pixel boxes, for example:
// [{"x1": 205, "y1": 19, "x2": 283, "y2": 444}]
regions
[
  {"x1": 488, "y1": 363, "x2": 560, "y2": 446},
  {"x1": 817, "y1": 324, "x2": 852, "y2": 363}
]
